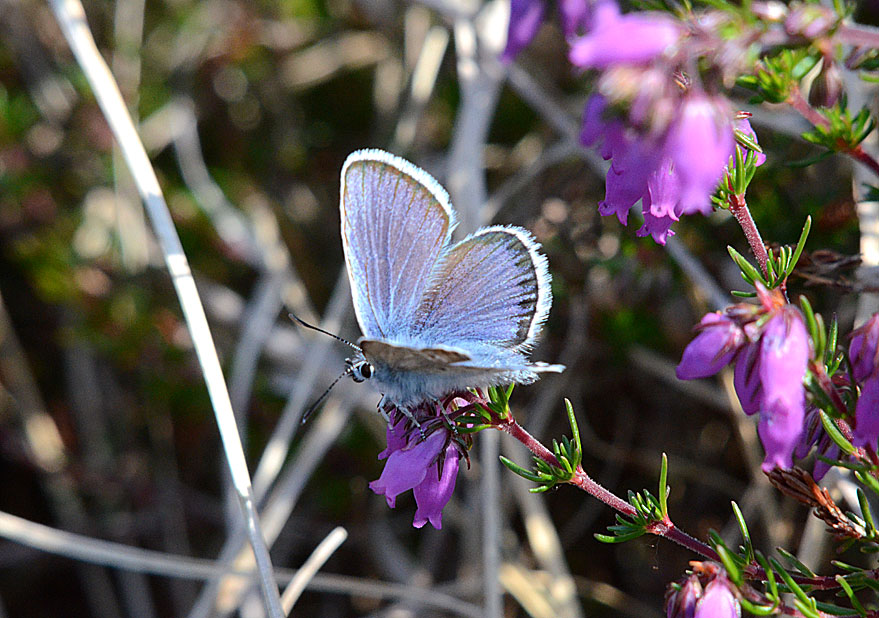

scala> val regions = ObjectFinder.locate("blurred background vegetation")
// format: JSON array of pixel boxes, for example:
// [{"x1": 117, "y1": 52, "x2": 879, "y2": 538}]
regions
[{"x1": 0, "y1": 0, "x2": 871, "y2": 616}]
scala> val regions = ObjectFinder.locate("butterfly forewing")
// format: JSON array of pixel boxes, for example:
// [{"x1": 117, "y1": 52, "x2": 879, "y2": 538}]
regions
[
  {"x1": 341, "y1": 150, "x2": 454, "y2": 340},
  {"x1": 410, "y1": 226, "x2": 552, "y2": 351}
]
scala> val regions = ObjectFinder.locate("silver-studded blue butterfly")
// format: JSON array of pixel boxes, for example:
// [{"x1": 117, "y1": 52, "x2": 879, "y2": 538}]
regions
[{"x1": 340, "y1": 149, "x2": 564, "y2": 409}]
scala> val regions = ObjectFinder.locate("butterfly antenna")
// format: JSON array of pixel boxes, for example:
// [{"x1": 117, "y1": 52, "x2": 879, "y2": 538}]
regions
[
  {"x1": 301, "y1": 366, "x2": 354, "y2": 424},
  {"x1": 288, "y1": 312, "x2": 360, "y2": 351}
]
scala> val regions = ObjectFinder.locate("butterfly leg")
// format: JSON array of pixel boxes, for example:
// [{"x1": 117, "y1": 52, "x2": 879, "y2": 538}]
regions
[
  {"x1": 434, "y1": 398, "x2": 459, "y2": 435},
  {"x1": 376, "y1": 395, "x2": 391, "y2": 422}
]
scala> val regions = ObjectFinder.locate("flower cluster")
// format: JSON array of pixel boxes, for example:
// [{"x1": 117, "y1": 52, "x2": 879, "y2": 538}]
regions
[
  {"x1": 505, "y1": 0, "x2": 768, "y2": 244},
  {"x1": 676, "y1": 285, "x2": 811, "y2": 471},
  {"x1": 369, "y1": 393, "x2": 480, "y2": 529},
  {"x1": 666, "y1": 565, "x2": 741, "y2": 618},
  {"x1": 502, "y1": 0, "x2": 592, "y2": 63}
]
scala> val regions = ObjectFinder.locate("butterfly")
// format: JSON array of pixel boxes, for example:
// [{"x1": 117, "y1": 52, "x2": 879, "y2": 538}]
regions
[{"x1": 338, "y1": 149, "x2": 564, "y2": 412}]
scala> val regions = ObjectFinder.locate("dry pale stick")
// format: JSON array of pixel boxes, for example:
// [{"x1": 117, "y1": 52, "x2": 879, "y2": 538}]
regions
[{"x1": 47, "y1": 0, "x2": 284, "y2": 614}]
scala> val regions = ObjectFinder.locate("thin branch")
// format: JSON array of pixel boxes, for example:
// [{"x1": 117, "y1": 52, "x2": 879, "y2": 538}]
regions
[
  {"x1": 280, "y1": 527, "x2": 348, "y2": 612},
  {"x1": 46, "y1": 0, "x2": 283, "y2": 614},
  {"x1": 0, "y1": 509, "x2": 481, "y2": 617}
]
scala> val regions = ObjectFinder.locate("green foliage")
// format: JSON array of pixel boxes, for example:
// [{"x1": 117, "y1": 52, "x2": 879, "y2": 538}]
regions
[
  {"x1": 498, "y1": 399, "x2": 583, "y2": 492},
  {"x1": 728, "y1": 215, "x2": 811, "y2": 295},
  {"x1": 595, "y1": 454, "x2": 669, "y2": 544},
  {"x1": 801, "y1": 105, "x2": 876, "y2": 152},
  {"x1": 739, "y1": 49, "x2": 821, "y2": 104}
]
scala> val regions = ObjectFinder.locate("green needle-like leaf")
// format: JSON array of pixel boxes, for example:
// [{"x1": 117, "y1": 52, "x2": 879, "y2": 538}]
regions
[
  {"x1": 786, "y1": 216, "x2": 812, "y2": 279},
  {"x1": 858, "y1": 488, "x2": 877, "y2": 535},
  {"x1": 731, "y1": 501, "x2": 753, "y2": 563},
  {"x1": 728, "y1": 245, "x2": 763, "y2": 285},
  {"x1": 820, "y1": 410, "x2": 855, "y2": 455},
  {"x1": 659, "y1": 453, "x2": 669, "y2": 520},
  {"x1": 499, "y1": 456, "x2": 545, "y2": 483},
  {"x1": 565, "y1": 399, "x2": 582, "y2": 456}
]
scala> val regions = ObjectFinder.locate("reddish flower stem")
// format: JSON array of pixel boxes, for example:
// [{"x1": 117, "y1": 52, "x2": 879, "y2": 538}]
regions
[
  {"x1": 786, "y1": 86, "x2": 831, "y2": 131},
  {"x1": 729, "y1": 194, "x2": 770, "y2": 278},
  {"x1": 836, "y1": 22, "x2": 879, "y2": 54},
  {"x1": 498, "y1": 416, "x2": 719, "y2": 560},
  {"x1": 849, "y1": 145, "x2": 879, "y2": 179},
  {"x1": 496, "y1": 415, "x2": 879, "y2": 596}
]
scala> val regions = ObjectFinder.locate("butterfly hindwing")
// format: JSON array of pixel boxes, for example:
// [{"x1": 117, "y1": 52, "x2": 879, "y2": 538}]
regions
[
  {"x1": 341, "y1": 150, "x2": 455, "y2": 340},
  {"x1": 410, "y1": 226, "x2": 552, "y2": 351}
]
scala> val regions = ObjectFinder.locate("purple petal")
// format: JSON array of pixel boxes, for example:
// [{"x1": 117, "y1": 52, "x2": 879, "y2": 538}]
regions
[
  {"x1": 637, "y1": 157, "x2": 681, "y2": 244},
  {"x1": 757, "y1": 309, "x2": 809, "y2": 470},
  {"x1": 377, "y1": 416, "x2": 409, "y2": 459},
  {"x1": 665, "y1": 95, "x2": 734, "y2": 216},
  {"x1": 502, "y1": 0, "x2": 546, "y2": 64},
  {"x1": 849, "y1": 313, "x2": 879, "y2": 383},
  {"x1": 759, "y1": 308, "x2": 809, "y2": 409},
  {"x1": 758, "y1": 396, "x2": 805, "y2": 472},
  {"x1": 580, "y1": 94, "x2": 609, "y2": 149},
  {"x1": 558, "y1": 0, "x2": 593, "y2": 37},
  {"x1": 733, "y1": 117, "x2": 766, "y2": 166},
  {"x1": 637, "y1": 208, "x2": 676, "y2": 244},
  {"x1": 853, "y1": 376, "x2": 879, "y2": 448},
  {"x1": 813, "y1": 443, "x2": 839, "y2": 481},
  {"x1": 694, "y1": 578, "x2": 740, "y2": 618},
  {"x1": 733, "y1": 342, "x2": 762, "y2": 416},
  {"x1": 645, "y1": 157, "x2": 681, "y2": 219},
  {"x1": 568, "y1": 1, "x2": 682, "y2": 69},
  {"x1": 599, "y1": 136, "x2": 663, "y2": 224},
  {"x1": 412, "y1": 443, "x2": 460, "y2": 529},
  {"x1": 369, "y1": 431, "x2": 446, "y2": 508},
  {"x1": 676, "y1": 313, "x2": 744, "y2": 380}
]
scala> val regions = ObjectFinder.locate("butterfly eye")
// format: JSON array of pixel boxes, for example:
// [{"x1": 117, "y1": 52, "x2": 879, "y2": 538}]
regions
[{"x1": 348, "y1": 359, "x2": 373, "y2": 383}]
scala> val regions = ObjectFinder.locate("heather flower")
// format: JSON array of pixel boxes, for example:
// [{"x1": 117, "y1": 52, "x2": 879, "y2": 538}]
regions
[
  {"x1": 502, "y1": 0, "x2": 546, "y2": 63},
  {"x1": 795, "y1": 406, "x2": 839, "y2": 480},
  {"x1": 678, "y1": 290, "x2": 811, "y2": 471},
  {"x1": 695, "y1": 576, "x2": 740, "y2": 618},
  {"x1": 370, "y1": 396, "x2": 474, "y2": 529},
  {"x1": 581, "y1": 88, "x2": 755, "y2": 244},
  {"x1": 676, "y1": 312, "x2": 745, "y2": 380},
  {"x1": 848, "y1": 313, "x2": 879, "y2": 448},
  {"x1": 664, "y1": 94, "x2": 735, "y2": 216},
  {"x1": 568, "y1": 1, "x2": 683, "y2": 69},
  {"x1": 502, "y1": 0, "x2": 593, "y2": 63},
  {"x1": 413, "y1": 442, "x2": 460, "y2": 528},
  {"x1": 755, "y1": 307, "x2": 810, "y2": 470},
  {"x1": 849, "y1": 313, "x2": 879, "y2": 382},
  {"x1": 854, "y1": 376, "x2": 879, "y2": 449},
  {"x1": 809, "y1": 58, "x2": 844, "y2": 108},
  {"x1": 666, "y1": 574, "x2": 701, "y2": 618}
]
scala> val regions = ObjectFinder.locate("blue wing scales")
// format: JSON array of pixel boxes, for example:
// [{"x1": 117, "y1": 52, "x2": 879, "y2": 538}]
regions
[
  {"x1": 410, "y1": 226, "x2": 552, "y2": 351},
  {"x1": 340, "y1": 150, "x2": 455, "y2": 339}
]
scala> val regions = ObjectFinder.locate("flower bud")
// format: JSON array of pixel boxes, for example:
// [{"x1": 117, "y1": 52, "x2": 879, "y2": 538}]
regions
[
  {"x1": 809, "y1": 58, "x2": 843, "y2": 108},
  {"x1": 751, "y1": 1, "x2": 787, "y2": 22},
  {"x1": 666, "y1": 574, "x2": 701, "y2": 618},
  {"x1": 785, "y1": 4, "x2": 836, "y2": 39}
]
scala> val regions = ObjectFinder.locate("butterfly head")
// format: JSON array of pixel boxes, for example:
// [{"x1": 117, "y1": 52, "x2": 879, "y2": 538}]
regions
[{"x1": 346, "y1": 357, "x2": 374, "y2": 383}]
